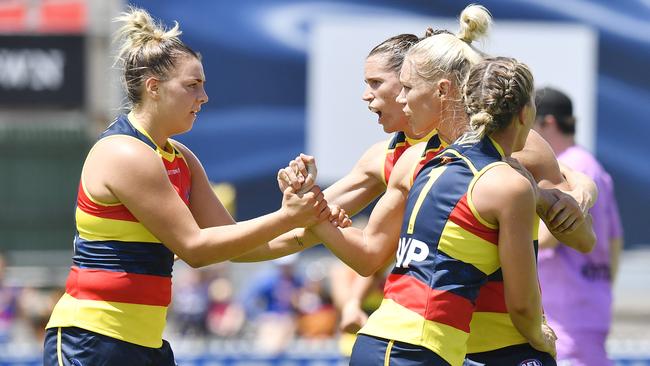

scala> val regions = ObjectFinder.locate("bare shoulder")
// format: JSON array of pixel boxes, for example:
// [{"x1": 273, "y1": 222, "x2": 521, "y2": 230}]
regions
[
  {"x1": 89, "y1": 135, "x2": 160, "y2": 170},
  {"x1": 475, "y1": 164, "x2": 535, "y2": 202},
  {"x1": 472, "y1": 164, "x2": 536, "y2": 224},
  {"x1": 83, "y1": 135, "x2": 165, "y2": 202},
  {"x1": 353, "y1": 138, "x2": 393, "y2": 178}
]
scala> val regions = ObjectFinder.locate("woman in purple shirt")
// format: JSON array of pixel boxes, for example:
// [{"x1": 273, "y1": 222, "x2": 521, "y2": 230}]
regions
[{"x1": 534, "y1": 87, "x2": 624, "y2": 366}]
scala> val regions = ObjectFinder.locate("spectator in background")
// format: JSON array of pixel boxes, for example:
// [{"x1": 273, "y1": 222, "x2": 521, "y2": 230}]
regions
[
  {"x1": 205, "y1": 264, "x2": 245, "y2": 338},
  {"x1": 294, "y1": 260, "x2": 337, "y2": 339},
  {"x1": 240, "y1": 254, "x2": 304, "y2": 354},
  {"x1": 0, "y1": 252, "x2": 19, "y2": 343},
  {"x1": 535, "y1": 87, "x2": 624, "y2": 366},
  {"x1": 170, "y1": 267, "x2": 210, "y2": 337}
]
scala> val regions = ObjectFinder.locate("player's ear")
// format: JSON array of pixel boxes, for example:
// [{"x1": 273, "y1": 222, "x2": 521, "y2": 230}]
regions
[{"x1": 144, "y1": 77, "x2": 160, "y2": 100}]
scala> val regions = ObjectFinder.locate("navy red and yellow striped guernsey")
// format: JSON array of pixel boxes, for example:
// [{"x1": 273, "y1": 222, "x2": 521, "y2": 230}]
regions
[
  {"x1": 382, "y1": 129, "x2": 443, "y2": 185},
  {"x1": 359, "y1": 136, "x2": 508, "y2": 366},
  {"x1": 46, "y1": 114, "x2": 191, "y2": 348},
  {"x1": 466, "y1": 218, "x2": 541, "y2": 353}
]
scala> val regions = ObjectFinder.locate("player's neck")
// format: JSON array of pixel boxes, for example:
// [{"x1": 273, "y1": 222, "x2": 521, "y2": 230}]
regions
[{"x1": 128, "y1": 109, "x2": 171, "y2": 149}]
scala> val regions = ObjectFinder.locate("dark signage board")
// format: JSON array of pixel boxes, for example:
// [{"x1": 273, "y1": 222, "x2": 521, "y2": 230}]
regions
[{"x1": 0, "y1": 35, "x2": 84, "y2": 108}]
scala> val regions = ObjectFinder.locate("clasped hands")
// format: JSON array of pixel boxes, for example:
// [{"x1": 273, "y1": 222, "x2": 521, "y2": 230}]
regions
[{"x1": 278, "y1": 154, "x2": 351, "y2": 229}]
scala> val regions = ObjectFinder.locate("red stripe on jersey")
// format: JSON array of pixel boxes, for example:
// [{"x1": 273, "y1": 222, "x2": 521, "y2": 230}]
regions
[
  {"x1": 475, "y1": 280, "x2": 507, "y2": 313},
  {"x1": 76, "y1": 154, "x2": 190, "y2": 220},
  {"x1": 384, "y1": 143, "x2": 409, "y2": 184},
  {"x1": 412, "y1": 146, "x2": 445, "y2": 181},
  {"x1": 163, "y1": 156, "x2": 191, "y2": 206},
  {"x1": 76, "y1": 184, "x2": 137, "y2": 221},
  {"x1": 384, "y1": 273, "x2": 474, "y2": 332},
  {"x1": 65, "y1": 266, "x2": 171, "y2": 306},
  {"x1": 449, "y1": 195, "x2": 498, "y2": 245}
]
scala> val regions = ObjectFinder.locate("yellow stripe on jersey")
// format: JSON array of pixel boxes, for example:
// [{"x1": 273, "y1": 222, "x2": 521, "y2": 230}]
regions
[
  {"x1": 404, "y1": 128, "x2": 438, "y2": 146},
  {"x1": 129, "y1": 116, "x2": 177, "y2": 163},
  {"x1": 438, "y1": 221, "x2": 500, "y2": 275},
  {"x1": 46, "y1": 293, "x2": 167, "y2": 348},
  {"x1": 488, "y1": 137, "x2": 506, "y2": 158},
  {"x1": 466, "y1": 162, "x2": 508, "y2": 230},
  {"x1": 407, "y1": 166, "x2": 447, "y2": 234},
  {"x1": 360, "y1": 298, "x2": 469, "y2": 366},
  {"x1": 75, "y1": 208, "x2": 160, "y2": 243},
  {"x1": 442, "y1": 149, "x2": 478, "y2": 175},
  {"x1": 466, "y1": 311, "x2": 527, "y2": 353}
]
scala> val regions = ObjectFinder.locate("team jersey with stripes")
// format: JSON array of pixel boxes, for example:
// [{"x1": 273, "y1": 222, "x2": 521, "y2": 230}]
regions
[
  {"x1": 46, "y1": 114, "x2": 191, "y2": 348},
  {"x1": 382, "y1": 129, "x2": 443, "y2": 185},
  {"x1": 466, "y1": 218, "x2": 540, "y2": 353},
  {"x1": 359, "y1": 136, "x2": 508, "y2": 366}
]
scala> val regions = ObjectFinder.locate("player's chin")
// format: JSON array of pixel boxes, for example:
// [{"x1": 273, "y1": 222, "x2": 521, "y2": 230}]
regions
[
  {"x1": 177, "y1": 118, "x2": 195, "y2": 134},
  {"x1": 380, "y1": 120, "x2": 398, "y2": 134}
]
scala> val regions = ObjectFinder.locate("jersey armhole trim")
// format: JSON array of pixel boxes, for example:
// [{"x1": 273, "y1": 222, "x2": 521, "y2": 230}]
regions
[{"x1": 466, "y1": 161, "x2": 508, "y2": 230}]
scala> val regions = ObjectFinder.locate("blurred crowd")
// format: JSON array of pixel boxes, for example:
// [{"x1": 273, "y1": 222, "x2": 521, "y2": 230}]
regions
[
  {"x1": 0, "y1": 248, "x2": 366, "y2": 355},
  {"x1": 166, "y1": 251, "x2": 340, "y2": 354},
  {"x1": 0, "y1": 252, "x2": 62, "y2": 345}
]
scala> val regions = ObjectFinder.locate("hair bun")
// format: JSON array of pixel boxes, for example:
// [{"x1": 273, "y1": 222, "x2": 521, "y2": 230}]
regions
[
  {"x1": 470, "y1": 111, "x2": 493, "y2": 129},
  {"x1": 457, "y1": 4, "x2": 492, "y2": 43},
  {"x1": 114, "y1": 7, "x2": 182, "y2": 56}
]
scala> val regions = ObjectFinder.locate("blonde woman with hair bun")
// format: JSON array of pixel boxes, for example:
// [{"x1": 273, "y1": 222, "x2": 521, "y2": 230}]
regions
[
  {"x1": 280, "y1": 4, "x2": 597, "y2": 366},
  {"x1": 281, "y1": 4, "x2": 501, "y2": 366},
  {"x1": 42, "y1": 7, "x2": 333, "y2": 365}
]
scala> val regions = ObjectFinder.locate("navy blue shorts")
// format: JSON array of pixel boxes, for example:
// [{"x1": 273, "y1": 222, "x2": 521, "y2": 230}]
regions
[
  {"x1": 464, "y1": 343, "x2": 557, "y2": 366},
  {"x1": 43, "y1": 327, "x2": 177, "y2": 366},
  {"x1": 350, "y1": 334, "x2": 451, "y2": 366}
]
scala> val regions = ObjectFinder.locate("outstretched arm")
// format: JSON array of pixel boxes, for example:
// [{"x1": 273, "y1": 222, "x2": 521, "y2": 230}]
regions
[
  {"x1": 233, "y1": 141, "x2": 390, "y2": 262},
  {"x1": 309, "y1": 146, "x2": 421, "y2": 276},
  {"x1": 310, "y1": 180, "x2": 406, "y2": 276},
  {"x1": 87, "y1": 138, "x2": 330, "y2": 268}
]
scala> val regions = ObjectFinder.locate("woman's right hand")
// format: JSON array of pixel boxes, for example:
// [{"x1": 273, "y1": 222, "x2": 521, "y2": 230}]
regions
[
  {"x1": 277, "y1": 154, "x2": 318, "y2": 194},
  {"x1": 329, "y1": 204, "x2": 352, "y2": 228},
  {"x1": 529, "y1": 322, "x2": 558, "y2": 359},
  {"x1": 281, "y1": 185, "x2": 330, "y2": 228}
]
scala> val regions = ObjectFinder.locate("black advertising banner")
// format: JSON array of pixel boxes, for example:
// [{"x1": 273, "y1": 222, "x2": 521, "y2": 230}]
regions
[{"x1": 0, "y1": 35, "x2": 84, "y2": 108}]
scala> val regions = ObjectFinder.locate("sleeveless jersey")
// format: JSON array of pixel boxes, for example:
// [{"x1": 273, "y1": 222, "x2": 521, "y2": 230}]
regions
[
  {"x1": 466, "y1": 218, "x2": 541, "y2": 353},
  {"x1": 46, "y1": 114, "x2": 191, "y2": 348},
  {"x1": 382, "y1": 129, "x2": 442, "y2": 185},
  {"x1": 360, "y1": 136, "x2": 507, "y2": 366}
]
